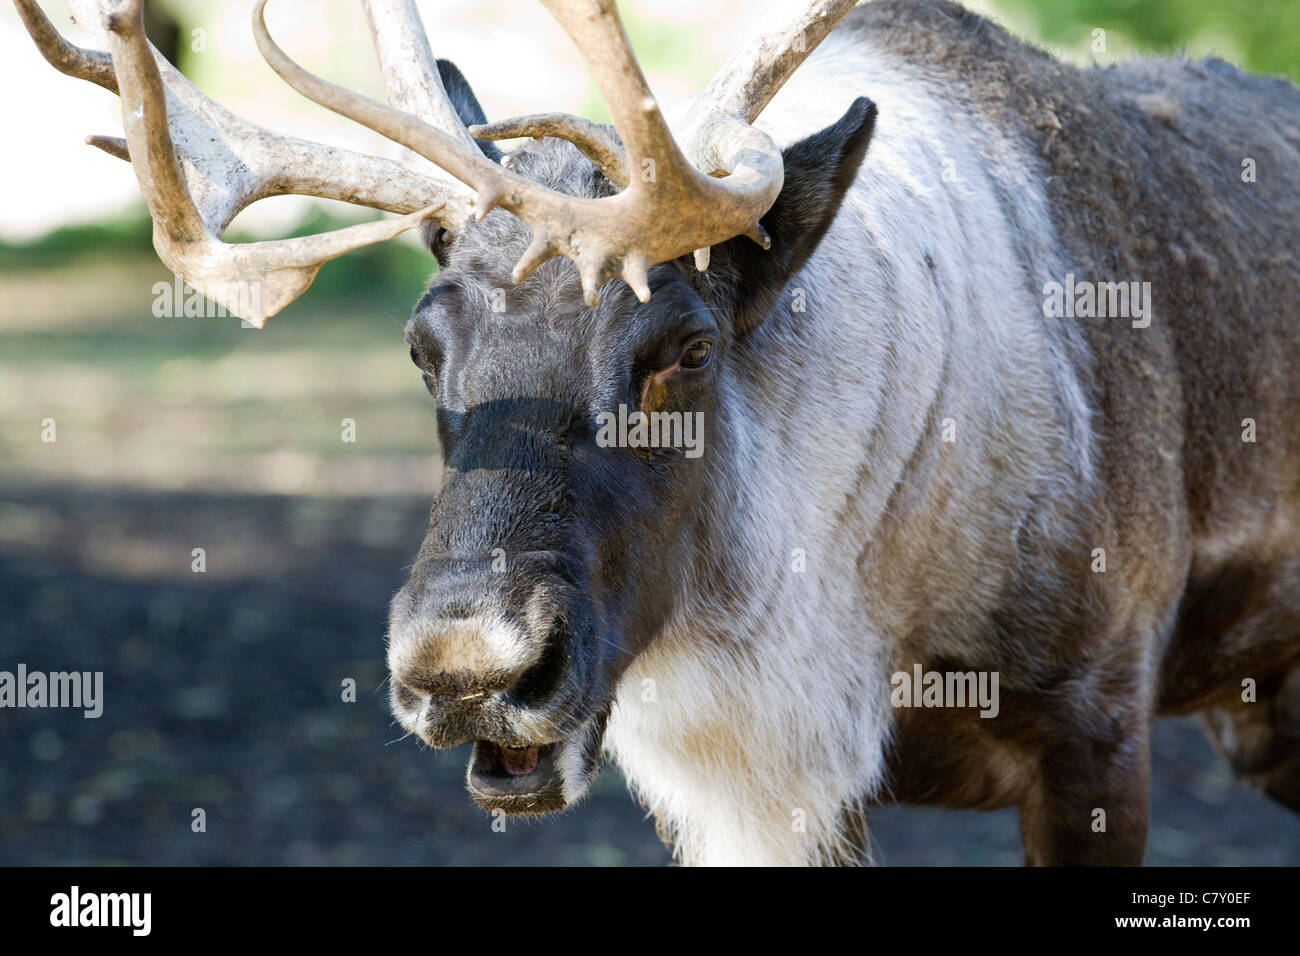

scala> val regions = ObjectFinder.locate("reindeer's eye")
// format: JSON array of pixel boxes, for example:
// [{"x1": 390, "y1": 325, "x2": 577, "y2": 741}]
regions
[
  {"x1": 679, "y1": 339, "x2": 713, "y2": 370},
  {"x1": 409, "y1": 344, "x2": 437, "y2": 395}
]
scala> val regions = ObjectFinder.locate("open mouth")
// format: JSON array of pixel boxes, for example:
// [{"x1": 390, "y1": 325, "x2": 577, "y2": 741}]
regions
[
  {"x1": 466, "y1": 711, "x2": 608, "y2": 814},
  {"x1": 469, "y1": 740, "x2": 564, "y2": 810}
]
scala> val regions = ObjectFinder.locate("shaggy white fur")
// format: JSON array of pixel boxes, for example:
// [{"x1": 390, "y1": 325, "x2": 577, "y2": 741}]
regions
[{"x1": 603, "y1": 28, "x2": 1094, "y2": 866}]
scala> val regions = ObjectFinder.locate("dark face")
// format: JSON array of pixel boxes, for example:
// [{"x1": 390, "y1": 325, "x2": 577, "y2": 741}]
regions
[
  {"x1": 388, "y1": 143, "x2": 727, "y2": 812},
  {"x1": 385, "y1": 81, "x2": 876, "y2": 814}
]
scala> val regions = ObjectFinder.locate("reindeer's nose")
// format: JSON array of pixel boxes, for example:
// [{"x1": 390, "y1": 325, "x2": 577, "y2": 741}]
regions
[
  {"x1": 387, "y1": 556, "x2": 577, "y2": 744},
  {"x1": 390, "y1": 612, "x2": 547, "y2": 707}
]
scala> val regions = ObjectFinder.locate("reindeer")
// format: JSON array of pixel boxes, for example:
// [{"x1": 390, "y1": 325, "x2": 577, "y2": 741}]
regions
[{"x1": 18, "y1": 0, "x2": 1300, "y2": 865}]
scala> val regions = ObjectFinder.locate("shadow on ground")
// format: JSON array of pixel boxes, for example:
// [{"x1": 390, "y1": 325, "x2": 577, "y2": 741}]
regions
[{"x1": 0, "y1": 484, "x2": 1296, "y2": 865}]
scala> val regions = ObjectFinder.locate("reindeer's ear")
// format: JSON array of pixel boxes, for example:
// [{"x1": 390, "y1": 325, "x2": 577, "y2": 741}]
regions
[
  {"x1": 425, "y1": 60, "x2": 501, "y2": 264},
  {"x1": 692, "y1": 97, "x2": 877, "y2": 337},
  {"x1": 435, "y1": 59, "x2": 501, "y2": 162}
]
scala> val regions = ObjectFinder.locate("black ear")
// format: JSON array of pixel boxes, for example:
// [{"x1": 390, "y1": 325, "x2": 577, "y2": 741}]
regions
[
  {"x1": 692, "y1": 96, "x2": 877, "y2": 336},
  {"x1": 424, "y1": 60, "x2": 500, "y2": 264},
  {"x1": 435, "y1": 59, "x2": 501, "y2": 162}
]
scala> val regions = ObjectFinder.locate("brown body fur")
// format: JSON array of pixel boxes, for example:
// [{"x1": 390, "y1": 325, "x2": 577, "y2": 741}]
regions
[{"x1": 854, "y1": 1, "x2": 1300, "y2": 863}]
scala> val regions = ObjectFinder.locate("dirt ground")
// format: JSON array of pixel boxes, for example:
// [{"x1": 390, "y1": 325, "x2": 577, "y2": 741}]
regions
[{"x1": 1, "y1": 483, "x2": 1297, "y2": 866}]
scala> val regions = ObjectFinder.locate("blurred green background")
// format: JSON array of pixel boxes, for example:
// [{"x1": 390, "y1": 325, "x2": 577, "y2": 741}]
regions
[
  {"x1": 998, "y1": 0, "x2": 1297, "y2": 80},
  {"x1": 1, "y1": 0, "x2": 1297, "y2": 866}
]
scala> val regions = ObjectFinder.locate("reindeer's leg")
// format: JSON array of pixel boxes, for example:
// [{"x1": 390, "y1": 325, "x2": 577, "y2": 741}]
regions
[
  {"x1": 1162, "y1": 551, "x2": 1300, "y2": 814},
  {"x1": 1202, "y1": 660, "x2": 1300, "y2": 814},
  {"x1": 1017, "y1": 710, "x2": 1152, "y2": 865}
]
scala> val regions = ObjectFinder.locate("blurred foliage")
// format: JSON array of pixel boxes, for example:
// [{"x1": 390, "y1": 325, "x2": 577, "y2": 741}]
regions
[
  {"x1": 999, "y1": 0, "x2": 1299, "y2": 79},
  {"x1": 0, "y1": 213, "x2": 153, "y2": 271}
]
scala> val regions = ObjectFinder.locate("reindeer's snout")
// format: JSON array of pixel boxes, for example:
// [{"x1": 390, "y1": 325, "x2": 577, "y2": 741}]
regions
[
  {"x1": 387, "y1": 555, "x2": 579, "y2": 747},
  {"x1": 387, "y1": 553, "x2": 605, "y2": 814},
  {"x1": 390, "y1": 615, "x2": 544, "y2": 709}
]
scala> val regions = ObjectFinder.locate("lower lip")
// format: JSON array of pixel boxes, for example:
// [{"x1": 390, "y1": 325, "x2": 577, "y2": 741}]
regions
[
  {"x1": 465, "y1": 710, "x2": 609, "y2": 811},
  {"x1": 468, "y1": 740, "x2": 562, "y2": 798}
]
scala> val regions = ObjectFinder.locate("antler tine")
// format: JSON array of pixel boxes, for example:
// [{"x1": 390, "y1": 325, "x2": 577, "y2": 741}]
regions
[
  {"x1": 533, "y1": 1, "x2": 694, "y2": 196},
  {"x1": 85, "y1": 132, "x2": 129, "y2": 161},
  {"x1": 360, "y1": 0, "x2": 479, "y2": 148},
  {"x1": 13, "y1": 0, "x2": 116, "y2": 91},
  {"x1": 698, "y1": 0, "x2": 858, "y2": 126},
  {"x1": 678, "y1": 0, "x2": 858, "y2": 189},
  {"x1": 470, "y1": 114, "x2": 629, "y2": 187},
  {"x1": 104, "y1": 0, "x2": 205, "y2": 244}
]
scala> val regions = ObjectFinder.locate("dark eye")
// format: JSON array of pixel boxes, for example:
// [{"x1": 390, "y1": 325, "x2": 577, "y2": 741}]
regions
[
  {"x1": 409, "y1": 344, "x2": 437, "y2": 395},
  {"x1": 679, "y1": 339, "x2": 713, "y2": 370}
]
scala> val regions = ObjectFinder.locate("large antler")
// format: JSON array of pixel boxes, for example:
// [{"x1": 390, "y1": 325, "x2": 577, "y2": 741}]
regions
[
  {"x1": 15, "y1": 0, "x2": 476, "y2": 326},
  {"x1": 254, "y1": 0, "x2": 858, "y2": 306},
  {"x1": 19, "y1": 0, "x2": 857, "y2": 319}
]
